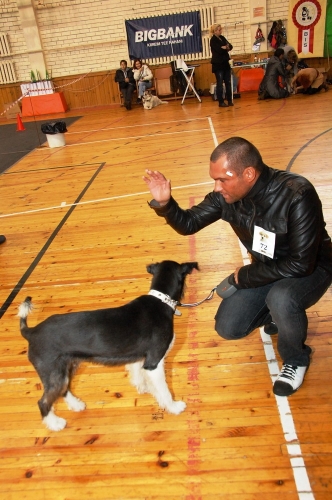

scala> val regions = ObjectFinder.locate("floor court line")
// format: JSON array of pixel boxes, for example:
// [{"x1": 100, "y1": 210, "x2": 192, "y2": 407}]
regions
[
  {"x1": 59, "y1": 128, "x2": 211, "y2": 148},
  {"x1": 58, "y1": 100, "x2": 287, "y2": 148},
  {"x1": 66, "y1": 116, "x2": 210, "y2": 134},
  {"x1": 0, "y1": 162, "x2": 105, "y2": 320},
  {"x1": 0, "y1": 181, "x2": 214, "y2": 219}
]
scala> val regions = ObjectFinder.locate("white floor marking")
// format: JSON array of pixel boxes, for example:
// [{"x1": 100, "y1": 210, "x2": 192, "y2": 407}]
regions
[
  {"x1": 0, "y1": 182, "x2": 213, "y2": 219},
  {"x1": 67, "y1": 116, "x2": 210, "y2": 134},
  {"x1": 59, "y1": 128, "x2": 211, "y2": 148},
  {"x1": 208, "y1": 116, "x2": 218, "y2": 147}
]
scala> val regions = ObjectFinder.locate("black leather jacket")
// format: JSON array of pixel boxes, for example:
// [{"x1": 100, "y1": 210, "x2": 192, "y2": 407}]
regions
[{"x1": 149, "y1": 165, "x2": 332, "y2": 288}]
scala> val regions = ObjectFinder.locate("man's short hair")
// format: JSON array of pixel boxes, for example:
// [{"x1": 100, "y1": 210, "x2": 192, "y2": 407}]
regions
[
  {"x1": 210, "y1": 137, "x2": 264, "y2": 174},
  {"x1": 120, "y1": 59, "x2": 127, "y2": 65},
  {"x1": 275, "y1": 48, "x2": 285, "y2": 58}
]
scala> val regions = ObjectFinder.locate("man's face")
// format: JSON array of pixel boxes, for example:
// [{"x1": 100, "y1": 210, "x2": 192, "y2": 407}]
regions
[
  {"x1": 210, "y1": 155, "x2": 254, "y2": 204},
  {"x1": 120, "y1": 61, "x2": 127, "y2": 70}
]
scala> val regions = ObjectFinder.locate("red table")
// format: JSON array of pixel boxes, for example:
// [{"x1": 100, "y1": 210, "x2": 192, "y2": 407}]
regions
[
  {"x1": 22, "y1": 92, "x2": 68, "y2": 116},
  {"x1": 238, "y1": 68, "x2": 265, "y2": 92}
]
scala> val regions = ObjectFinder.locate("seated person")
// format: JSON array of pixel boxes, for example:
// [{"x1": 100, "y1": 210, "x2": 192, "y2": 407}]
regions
[
  {"x1": 133, "y1": 59, "x2": 153, "y2": 103},
  {"x1": 258, "y1": 48, "x2": 289, "y2": 100},
  {"x1": 115, "y1": 60, "x2": 135, "y2": 110},
  {"x1": 291, "y1": 68, "x2": 329, "y2": 95}
]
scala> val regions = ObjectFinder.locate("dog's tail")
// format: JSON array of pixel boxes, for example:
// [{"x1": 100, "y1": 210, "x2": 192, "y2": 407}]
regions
[{"x1": 18, "y1": 296, "x2": 33, "y2": 339}]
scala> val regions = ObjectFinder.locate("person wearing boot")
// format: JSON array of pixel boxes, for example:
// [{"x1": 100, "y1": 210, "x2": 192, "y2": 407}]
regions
[
  {"x1": 143, "y1": 137, "x2": 332, "y2": 397},
  {"x1": 115, "y1": 60, "x2": 135, "y2": 110},
  {"x1": 258, "y1": 48, "x2": 290, "y2": 100},
  {"x1": 209, "y1": 23, "x2": 234, "y2": 108},
  {"x1": 133, "y1": 59, "x2": 154, "y2": 104}
]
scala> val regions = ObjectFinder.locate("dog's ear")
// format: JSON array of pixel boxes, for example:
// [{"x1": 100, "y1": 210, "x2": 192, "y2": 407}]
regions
[
  {"x1": 146, "y1": 263, "x2": 159, "y2": 275},
  {"x1": 181, "y1": 262, "x2": 199, "y2": 275}
]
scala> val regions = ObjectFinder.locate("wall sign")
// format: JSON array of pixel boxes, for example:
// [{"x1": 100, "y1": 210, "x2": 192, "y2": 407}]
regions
[
  {"x1": 292, "y1": 0, "x2": 321, "y2": 53},
  {"x1": 125, "y1": 11, "x2": 202, "y2": 60}
]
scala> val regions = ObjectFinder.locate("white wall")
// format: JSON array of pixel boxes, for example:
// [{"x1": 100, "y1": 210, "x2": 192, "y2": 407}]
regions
[{"x1": 0, "y1": 0, "x2": 289, "y2": 83}]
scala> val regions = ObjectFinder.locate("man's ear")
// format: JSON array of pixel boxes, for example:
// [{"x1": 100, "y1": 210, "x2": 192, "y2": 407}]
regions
[{"x1": 244, "y1": 167, "x2": 256, "y2": 182}]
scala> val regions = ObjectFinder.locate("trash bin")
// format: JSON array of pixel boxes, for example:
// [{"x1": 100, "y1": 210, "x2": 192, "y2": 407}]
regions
[{"x1": 41, "y1": 121, "x2": 67, "y2": 148}]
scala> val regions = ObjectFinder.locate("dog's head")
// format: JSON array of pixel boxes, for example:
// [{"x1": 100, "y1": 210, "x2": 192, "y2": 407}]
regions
[
  {"x1": 147, "y1": 260, "x2": 199, "y2": 301},
  {"x1": 142, "y1": 90, "x2": 153, "y2": 109},
  {"x1": 142, "y1": 90, "x2": 153, "y2": 102}
]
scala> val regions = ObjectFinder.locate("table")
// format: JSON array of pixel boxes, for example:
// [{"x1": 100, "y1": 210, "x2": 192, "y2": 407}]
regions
[
  {"x1": 233, "y1": 63, "x2": 267, "y2": 93},
  {"x1": 233, "y1": 62, "x2": 268, "y2": 69},
  {"x1": 237, "y1": 67, "x2": 265, "y2": 92},
  {"x1": 176, "y1": 65, "x2": 201, "y2": 105},
  {"x1": 21, "y1": 92, "x2": 68, "y2": 117}
]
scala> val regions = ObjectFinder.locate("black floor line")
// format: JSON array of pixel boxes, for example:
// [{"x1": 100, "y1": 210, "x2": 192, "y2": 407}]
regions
[
  {"x1": 0, "y1": 162, "x2": 105, "y2": 320},
  {"x1": 2, "y1": 162, "x2": 104, "y2": 175},
  {"x1": 286, "y1": 127, "x2": 332, "y2": 171}
]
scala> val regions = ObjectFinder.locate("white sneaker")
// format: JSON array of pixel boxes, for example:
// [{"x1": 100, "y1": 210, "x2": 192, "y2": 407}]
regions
[{"x1": 273, "y1": 364, "x2": 308, "y2": 396}]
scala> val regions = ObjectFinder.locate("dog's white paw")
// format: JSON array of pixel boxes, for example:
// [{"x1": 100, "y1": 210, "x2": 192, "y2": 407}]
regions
[
  {"x1": 166, "y1": 400, "x2": 186, "y2": 415},
  {"x1": 65, "y1": 391, "x2": 86, "y2": 412},
  {"x1": 43, "y1": 411, "x2": 67, "y2": 431},
  {"x1": 135, "y1": 382, "x2": 149, "y2": 394},
  {"x1": 126, "y1": 362, "x2": 147, "y2": 392}
]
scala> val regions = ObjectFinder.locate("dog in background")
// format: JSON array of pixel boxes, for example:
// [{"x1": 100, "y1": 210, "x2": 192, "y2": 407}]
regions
[
  {"x1": 142, "y1": 90, "x2": 168, "y2": 109},
  {"x1": 18, "y1": 260, "x2": 199, "y2": 431}
]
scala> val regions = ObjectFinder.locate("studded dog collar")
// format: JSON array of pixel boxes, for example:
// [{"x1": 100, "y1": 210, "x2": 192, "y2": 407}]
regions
[{"x1": 148, "y1": 289, "x2": 181, "y2": 315}]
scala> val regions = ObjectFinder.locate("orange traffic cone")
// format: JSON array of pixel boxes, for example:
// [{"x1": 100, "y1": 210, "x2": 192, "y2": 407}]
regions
[{"x1": 16, "y1": 113, "x2": 25, "y2": 132}]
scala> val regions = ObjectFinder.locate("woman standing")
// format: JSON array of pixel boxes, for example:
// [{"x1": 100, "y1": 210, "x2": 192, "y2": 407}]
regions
[
  {"x1": 133, "y1": 59, "x2": 153, "y2": 104},
  {"x1": 209, "y1": 23, "x2": 233, "y2": 107}
]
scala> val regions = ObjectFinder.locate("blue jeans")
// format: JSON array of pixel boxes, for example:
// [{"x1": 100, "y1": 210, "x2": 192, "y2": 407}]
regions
[
  {"x1": 215, "y1": 266, "x2": 332, "y2": 366},
  {"x1": 137, "y1": 80, "x2": 152, "y2": 98},
  {"x1": 214, "y1": 67, "x2": 232, "y2": 103}
]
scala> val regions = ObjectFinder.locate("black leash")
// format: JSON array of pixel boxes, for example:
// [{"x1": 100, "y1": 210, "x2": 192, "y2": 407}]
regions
[{"x1": 178, "y1": 286, "x2": 217, "y2": 308}]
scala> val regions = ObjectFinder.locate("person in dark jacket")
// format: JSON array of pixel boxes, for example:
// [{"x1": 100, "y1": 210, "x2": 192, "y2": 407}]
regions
[
  {"x1": 258, "y1": 48, "x2": 290, "y2": 99},
  {"x1": 114, "y1": 60, "x2": 135, "y2": 110},
  {"x1": 209, "y1": 23, "x2": 233, "y2": 107},
  {"x1": 143, "y1": 137, "x2": 332, "y2": 397}
]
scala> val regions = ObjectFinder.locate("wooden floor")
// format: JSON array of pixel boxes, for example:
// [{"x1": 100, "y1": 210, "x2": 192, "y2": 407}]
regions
[{"x1": 0, "y1": 90, "x2": 332, "y2": 500}]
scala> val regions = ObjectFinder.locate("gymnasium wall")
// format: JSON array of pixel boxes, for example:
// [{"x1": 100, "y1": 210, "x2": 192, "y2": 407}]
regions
[{"x1": 1, "y1": 0, "x2": 289, "y2": 83}]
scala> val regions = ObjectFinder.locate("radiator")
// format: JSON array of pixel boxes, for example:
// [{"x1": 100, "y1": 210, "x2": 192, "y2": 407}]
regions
[
  {"x1": 133, "y1": 7, "x2": 214, "y2": 65},
  {"x1": 0, "y1": 32, "x2": 11, "y2": 57},
  {"x1": 0, "y1": 61, "x2": 17, "y2": 84}
]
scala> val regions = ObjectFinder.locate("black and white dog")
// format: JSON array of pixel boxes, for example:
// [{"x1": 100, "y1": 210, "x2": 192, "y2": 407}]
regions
[{"x1": 18, "y1": 260, "x2": 198, "y2": 431}]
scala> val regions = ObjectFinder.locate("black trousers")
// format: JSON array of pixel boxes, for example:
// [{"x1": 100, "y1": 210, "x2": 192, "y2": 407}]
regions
[{"x1": 121, "y1": 83, "x2": 135, "y2": 104}]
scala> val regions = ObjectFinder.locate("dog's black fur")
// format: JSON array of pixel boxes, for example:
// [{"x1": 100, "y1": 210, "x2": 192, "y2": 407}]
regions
[{"x1": 18, "y1": 260, "x2": 198, "y2": 430}]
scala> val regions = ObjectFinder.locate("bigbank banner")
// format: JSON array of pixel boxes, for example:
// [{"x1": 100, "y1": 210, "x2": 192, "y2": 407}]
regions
[{"x1": 125, "y1": 11, "x2": 202, "y2": 60}]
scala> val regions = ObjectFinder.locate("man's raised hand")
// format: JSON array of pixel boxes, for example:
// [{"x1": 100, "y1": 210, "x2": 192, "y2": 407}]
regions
[{"x1": 142, "y1": 170, "x2": 171, "y2": 206}]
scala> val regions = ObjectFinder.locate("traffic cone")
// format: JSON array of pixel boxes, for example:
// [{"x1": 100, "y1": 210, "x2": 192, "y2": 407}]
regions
[{"x1": 16, "y1": 114, "x2": 25, "y2": 132}]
